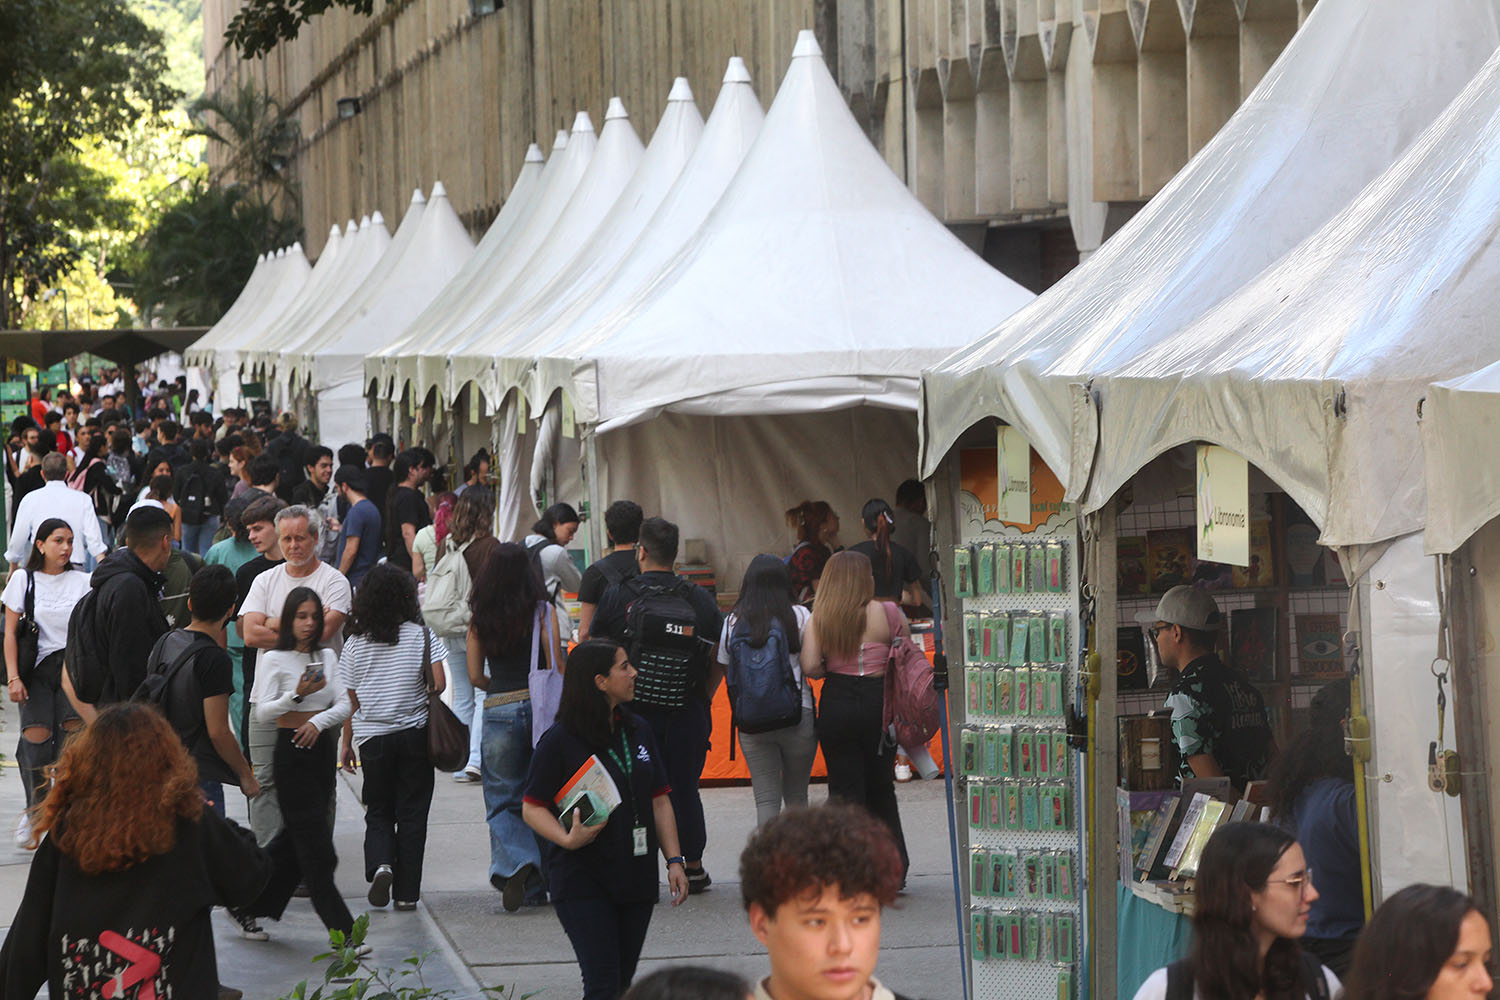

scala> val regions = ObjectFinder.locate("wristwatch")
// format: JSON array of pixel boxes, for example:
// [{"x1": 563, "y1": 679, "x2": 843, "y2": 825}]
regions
[
  {"x1": 665, "y1": 855, "x2": 686, "y2": 867},
  {"x1": 292, "y1": 694, "x2": 303, "y2": 703}
]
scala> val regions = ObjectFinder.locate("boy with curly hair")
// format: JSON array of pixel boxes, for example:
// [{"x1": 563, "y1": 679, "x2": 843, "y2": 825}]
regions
[{"x1": 740, "y1": 802, "x2": 911, "y2": 1000}]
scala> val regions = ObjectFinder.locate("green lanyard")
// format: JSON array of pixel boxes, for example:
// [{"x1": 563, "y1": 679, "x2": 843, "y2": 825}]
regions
[{"x1": 604, "y1": 727, "x2": 637, "y2": 825}]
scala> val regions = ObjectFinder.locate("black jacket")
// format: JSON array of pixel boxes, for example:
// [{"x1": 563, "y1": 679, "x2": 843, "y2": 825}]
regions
[
  {"x1": 0, "y1": 811, "x2": 271, "y2": 999},
  {"x1": 90, "y1": 548, "x2": 171, "y2": 703}
]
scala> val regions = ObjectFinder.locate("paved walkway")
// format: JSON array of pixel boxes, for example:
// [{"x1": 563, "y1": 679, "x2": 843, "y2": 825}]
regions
[{"x1": 0, "y1": 696, "x2": 966, "y2": 999}]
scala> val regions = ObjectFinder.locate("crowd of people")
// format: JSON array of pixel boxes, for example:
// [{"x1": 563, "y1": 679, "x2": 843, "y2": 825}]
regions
[{"x1": 0, "y1": 377, "x2": 955, "y2": 999}]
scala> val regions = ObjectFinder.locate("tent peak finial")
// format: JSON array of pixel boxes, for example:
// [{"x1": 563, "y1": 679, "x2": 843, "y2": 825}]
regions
[
  {"x1": 430, "y1": 180, "x2": 447, "y2": 199},
  {"x1": 605, "y1": 96, "x2": 628, "y2": 120},
  {"x1": 370, "y1": 210, "x2": 385, "y2": 227},
  {"x1": 409, "y1": 187, "x2": 425, "y2": 204},
  {"x1": 792, "y1": 29, "x2": 822, "y2": 58},
  {"x1": 667, "y1": 77, "x2": 694, "y2": 102},
  {"x1": 723, "y1": 56, "x2": 751, "y2": 84},
  {"x1": 525, "y1": 142, "x2": 544, "y2": 162},
  {"x1": 552, "y1": 129, "x2": 569, "y2": 150},
  {"x1": 571, "y1": 110, "x2": 595, "y2": 134},
  {"x1": 358, "y1": 214, "x2": 371, "y2": 229}
]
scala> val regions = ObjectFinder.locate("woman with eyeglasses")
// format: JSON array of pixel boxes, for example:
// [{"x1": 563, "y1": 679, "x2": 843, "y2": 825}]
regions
[
  {"x1": 1340, "y1": 884, "x2": 1492, "y2": 1000},
  {"x1": 1132, "y1": 822, "x2": 1339, "y2": 1000}
]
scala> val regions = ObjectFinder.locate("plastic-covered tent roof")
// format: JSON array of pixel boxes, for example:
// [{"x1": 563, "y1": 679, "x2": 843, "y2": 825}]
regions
[
  {"x1": 430, "y1": 99, "x2": 646, "y2": 406},
  {"x1": 1424, "y1": 361, "x2": 1500, "y2": 554},
  {"x1": 245, "y1": 215, "x2": 391, "y2": 380},
  {"x1": 918, "y1": 0, "x2": 1500, "y2": 500},
  {"x1": 512, "y1": 57, "x2": 764, "y2": 413},
  {"x1": 375, "y1": 116, "x2": 599, "y2": 405},
  {"x1": 367, "y1": 141, "x2": 547, "y2": 401},
  {"x1": 1090, "y1": 41, "x2": 1500, "y2": 550},
  {"x1": 473, "y1": 79, "x2": 705, "y2": 410},
  {"x1": 184, "y1": 244, "x2": 311, "y2": 376},
  {"x1": 566, "y1": 31, "x2": 1033, "y2": 432}
]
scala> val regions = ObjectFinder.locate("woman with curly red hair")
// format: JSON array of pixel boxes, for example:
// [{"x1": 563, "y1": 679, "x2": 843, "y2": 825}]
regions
[{"x1": 0, "y1": 703, "x2": 271, "y2": 998}]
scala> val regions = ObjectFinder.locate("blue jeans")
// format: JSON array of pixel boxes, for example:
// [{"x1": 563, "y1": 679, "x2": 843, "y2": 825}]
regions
[
  {"x1": 441, "y1": 632, "x2": 482, "y2": 771},
  {"x1": 181, "y1": 516, "x2": 220, "y2": 556},
  {"x1": 482, "y1": 697, "x2": 542, "y2": 882}
]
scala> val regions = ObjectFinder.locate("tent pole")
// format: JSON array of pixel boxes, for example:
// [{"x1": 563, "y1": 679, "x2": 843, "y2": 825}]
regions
[
  {"x1": 584, "y1": 427, "x2": 605, "y2": 565},
  {"x1": 1448, "y1": 547, "x2": 1497, "y2": 932}
]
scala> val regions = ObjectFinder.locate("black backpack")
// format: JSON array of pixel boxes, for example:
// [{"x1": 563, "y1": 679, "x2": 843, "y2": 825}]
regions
[
  {"x1": 725, "y1": 617, "x2": 802, "y2": 734},
  {"x1": 178, "y1": 467, "x2": 207, "y2": 525},
  {"x1": 132, "y1": 632, "x2": 204, "y2": 707},
  {"x1": 1164, "y1": 953, "x2": 1330, "y2": 1000},
  {"x1": 64, "y1": 589, "x2": 107, "y2": 705},
  {"x1": 623, "y1": 578, "x2": 703, "y2": 712}
]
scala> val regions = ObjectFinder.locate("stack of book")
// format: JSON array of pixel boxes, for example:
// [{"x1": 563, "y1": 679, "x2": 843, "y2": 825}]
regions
[{"x1": 677, "y1": 564, "x2": 717, "y2": 600}]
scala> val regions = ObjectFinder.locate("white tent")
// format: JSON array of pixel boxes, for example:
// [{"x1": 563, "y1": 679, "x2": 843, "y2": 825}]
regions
[
  {"x1": 509, "y1": 57, "x2": 764, "y2": 414},
  {"x1": 1424, "y1": 361, "x2": 1500, "y2": 556},
  {"x1": 185, "y1": 244, "x2": 311, "y2": 409},
  {"x1": 555, "y1": 31, "x2": 1032, "y2": 586},
  {"x1": 292, "y1": 183, "x2": 475, "y2": 451},
  {"x1": 368, "y1": 140, "x2": 548, "y2": 407},
  {"x1": 477, "y1": 78, "x2": 705, "y2": 410},
  {"x1": 376, "y1": 115, "x2": 599, "y2": 407},
  {"x1": 431, "y1": 99, "x2": 646, "y2": 406},
  {"x1": 918, "y1": 0, "x2": 1500, "y2": 502}
]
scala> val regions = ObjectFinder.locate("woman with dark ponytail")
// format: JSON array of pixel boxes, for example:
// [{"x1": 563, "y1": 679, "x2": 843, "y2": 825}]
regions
[
  {"x1": 848, "y1": 499, "x2": 924, "y2": 607},
  {"x1": 783, "y1": 500, "x2": 839, "y2": 604},
  {"x1": 1132, "y1": 822, "x2": 1339, "y2": 1000}
]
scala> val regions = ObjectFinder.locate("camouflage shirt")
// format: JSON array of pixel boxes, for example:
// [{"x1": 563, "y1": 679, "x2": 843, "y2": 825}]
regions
[{"x1": 1164, "y1": 652, "x2": 1272, "y2": 787}]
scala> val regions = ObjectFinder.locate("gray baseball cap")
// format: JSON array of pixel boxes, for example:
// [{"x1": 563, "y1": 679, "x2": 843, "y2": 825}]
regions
[{"x1": 1137, "y1": 585, "x2": 1223, "y2": 631}]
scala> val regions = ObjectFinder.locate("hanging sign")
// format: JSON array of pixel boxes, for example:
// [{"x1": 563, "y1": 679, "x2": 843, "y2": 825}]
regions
[
  {"x1": 468, "y1": 386, "x2": 480, "y2": 426},
  {"x1": 1196, "y1": 444, "x2": 1250, "y2": 566},
  {"x1": 561, "y1": 395, "x2": 575, "y2": 439},
  {"x1": 996, "y1": 425, "x2": 1032, "y2": 525},
  {"x1": 516, "y1": 394, "x2": 528, "y2": 434}
]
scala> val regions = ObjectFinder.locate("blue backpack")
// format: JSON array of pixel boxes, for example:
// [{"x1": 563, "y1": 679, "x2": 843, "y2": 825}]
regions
[{"x1": 725, "y1": 617, "x2": 802, "y2": 734}]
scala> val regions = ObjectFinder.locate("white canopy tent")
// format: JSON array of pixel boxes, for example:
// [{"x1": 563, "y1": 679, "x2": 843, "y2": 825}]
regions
[
  {"x1": 429, "y1": 99, "x2": 646, "y2": 406},
  {"x1": 376, "y1": 115, "x2": 599, "y2": 407},
  {"x1": 185, "y1": 244, "x2": 311, "y2": 410},
  {"x1": 918, "y1": 0, "x2": 1500, "y2": 503},
  {"x1": 509, "y1": 57, "x2": 764, "y2": 416},
  {"x1": 1424, "y1": 361, "x2": 1500, "y2": 556},
  {"x1": 552, "y1": 31, "x2": 1033, "y2": 586},
  {"x1": 291, "y1": 183, "x2": 475, "y2": 451},
  {"x1": 368, "y1": 142, "x2": 548, "y2": 407}
]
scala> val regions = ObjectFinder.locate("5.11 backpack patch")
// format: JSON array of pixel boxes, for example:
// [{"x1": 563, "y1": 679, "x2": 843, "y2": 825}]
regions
[
  {"x1": 725, "y1": 617, "x2": 801, "y2": 734},
  {"x1": 624, "y1": 579, "x2": 702, "y2": 711}
]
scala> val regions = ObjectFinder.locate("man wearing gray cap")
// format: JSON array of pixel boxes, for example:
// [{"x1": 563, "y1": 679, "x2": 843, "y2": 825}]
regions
[{"x1": 1144, "y1": 585, "x2": 1273, "y2": 789}]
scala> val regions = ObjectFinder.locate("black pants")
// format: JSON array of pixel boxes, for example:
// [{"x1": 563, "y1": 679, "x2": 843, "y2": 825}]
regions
[
  {"x1": 359, "y1": 726, "x2": 434, "y2": 903},
  {"x1": 249, "y1": 728, "x2": 354, "y2": 935},
  {"x1": 554, "y1": 897, "x2": 655, "y2": 1000},
  {"x1": 815, "y1": 673, "x2": 909, "y2": 875},
  {"x1": 633, "y1": 701, "x2": 711, "y2": 862}
]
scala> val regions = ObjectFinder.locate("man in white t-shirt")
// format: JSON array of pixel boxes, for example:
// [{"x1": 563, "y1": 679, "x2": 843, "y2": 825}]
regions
[
  {"x1": 5, "y1": 453, "x2": 108, "y2": 573},
  {"x1": 239, "y1": 504, "x2": 351, "y2": 655}
]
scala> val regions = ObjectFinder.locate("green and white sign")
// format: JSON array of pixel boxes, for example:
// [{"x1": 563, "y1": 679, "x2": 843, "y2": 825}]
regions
[{"x1": 1196, "y1": 443, "x2": 1249, "y2": 566}]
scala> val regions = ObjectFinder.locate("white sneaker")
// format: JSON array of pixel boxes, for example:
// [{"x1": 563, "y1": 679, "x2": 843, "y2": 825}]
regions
[
  {"x1": 894, "y1": 761, "x2": 913, "y2": 782},
  {"x1": 14, "y1": 812, "x2": 32, "y2": 848}
]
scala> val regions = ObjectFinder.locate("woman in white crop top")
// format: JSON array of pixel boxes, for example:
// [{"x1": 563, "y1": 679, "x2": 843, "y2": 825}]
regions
[{"x1": 234, "y1": 587, "x2": 358, "y2": 944}]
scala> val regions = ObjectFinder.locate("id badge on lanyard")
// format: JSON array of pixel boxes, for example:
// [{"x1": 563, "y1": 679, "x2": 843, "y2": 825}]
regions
[{"x1": 607, "y1": 730, "x2": 649, "y2": 857}]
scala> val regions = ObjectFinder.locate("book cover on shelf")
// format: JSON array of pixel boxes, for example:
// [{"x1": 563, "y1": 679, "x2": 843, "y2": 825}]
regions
[
  {"x1": 1147, "y1": 528, "x2": 1194, "y2": 593},
  {"x1": 1175, "y1": 800, "x2": 1229, "y2": 879},
  {"x1": 1135, "y1": 793, "x2": 1181, "y2": 882},
  {"x1": 1232, "y1": 518, "x2": 1276, "y2": 588},
  {"x1": 1192, "y1": 559, "x2": 1236, "y2": 591},
  {"x1": 1284, "y1": 508, "x2": 1324, "y2": 586},
  {"x1": 1162, "y1": 793, "x2": 1210, "y2": 871},
  {"x1": 1230, "y1": 607, "x2": 1278, "y2": 682},
  {"x1": 1295, "y1": 613, "x2": 1345, "y2": 676},
  {"x1": 1118, "y1": 535, "x2": 1149, "y2": 596},
  {"x1": 1118, "y1": 626, "x2": 1149, "y2": 691}
]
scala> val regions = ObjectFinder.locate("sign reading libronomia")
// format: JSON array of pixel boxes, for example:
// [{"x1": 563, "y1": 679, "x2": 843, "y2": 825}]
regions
[
  {"x1": 1196, "y1": 444, "x2": 1250, "y2": 567},
  {"x1": 997, "y1": 425, "x2": 1032, "y2": 525}
]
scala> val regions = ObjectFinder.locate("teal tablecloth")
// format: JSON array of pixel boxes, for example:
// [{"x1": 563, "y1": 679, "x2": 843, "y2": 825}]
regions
[{"x1": 1116, "y1": 884, "x2": 1192, "y2": 999}]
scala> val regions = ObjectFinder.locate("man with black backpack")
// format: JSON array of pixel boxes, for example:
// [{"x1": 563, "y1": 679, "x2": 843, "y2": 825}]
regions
[
  {"x1": 576, "y1": 499, "x2": 642, "y2": 640},
  {"x1": 592, "y1": 516, "x2": 723, "y2": 894},
  {"x1": 138, "y1": 564, "x2": 259, "y2": 814},
  {"x1": 173, "y1": 437, "x2": 230, "y2": 557}
]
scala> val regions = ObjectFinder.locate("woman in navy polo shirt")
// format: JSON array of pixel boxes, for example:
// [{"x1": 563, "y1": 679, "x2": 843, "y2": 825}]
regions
[{"x1": 522, "y1": 640, "x2": 690, "y2": 1000}]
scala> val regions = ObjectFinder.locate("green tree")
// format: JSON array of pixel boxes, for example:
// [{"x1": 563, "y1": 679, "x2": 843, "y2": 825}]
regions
[
  {"x1": 224, "y1": 0, "x2": 399, "y2": 59},
  {"x1": 0, "y1": 0, "x2": 179, "y2": 327},
  {"x1": 189, "y1": 83, "x2": 301, "y2": 213}
]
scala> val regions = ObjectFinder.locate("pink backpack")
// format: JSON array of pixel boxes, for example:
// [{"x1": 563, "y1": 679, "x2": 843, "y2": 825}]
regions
[{"x1": 879, "y1": 602, "x2": 941, "y2": 749}]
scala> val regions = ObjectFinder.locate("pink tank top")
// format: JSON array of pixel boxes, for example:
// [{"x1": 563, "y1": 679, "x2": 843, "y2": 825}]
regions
[{"x1": 823, "y1": 602, "x2": 902, "y2": 678}]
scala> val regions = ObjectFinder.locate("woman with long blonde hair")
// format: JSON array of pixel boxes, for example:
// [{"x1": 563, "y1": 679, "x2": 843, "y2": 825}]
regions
[
  {"x1": 0, "y1": 703, "x2": 270, "y2": 997},
  {"x1": 799, "y1": 550, "x2": 910, "y2": 879}
]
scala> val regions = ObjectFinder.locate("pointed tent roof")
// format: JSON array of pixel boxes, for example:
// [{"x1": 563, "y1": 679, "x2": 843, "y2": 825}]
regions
[
  {"x1": 185, "y1": 245, "x2": 311, "y2": 372},
  {"x1": 918, "y1": 0, "x2": 1500, "y2": 496},
  {"x1": 1091, "y1": 41, "x2": 1500, "y2": 548},
  {"x1": 1424, "y1": 361, "x2": 1500, "y2": 554},
  {"x1": 274, "y1": 189, "x2": 429, "y2": 392},
  {"x1": 381, "y1": 116, "x2": 598, "y2": 403},
  {"x1": 523, "y1": 57, "x2": 765, "y2": 413},
  {"x1": 473, "y1": 79, "x2": 705, "y2": 410},
  {"x1": 184, "y1": 252, "x2": 268, "y2": 367},
  {"x1": 368, "y1": 139, "x2": 549, "y2": 399},
  {"x1": 432, "y1": 99, "x2": 646, "y2": 405},
  {"x1": 299, "y1": 182, "x2": 475, "y2": 392},
  {"x1": 571, "y1": 31, "x2": 1033, "y2": 431},
  {"x1": 231, "y1": 226, "x2": 347, "y2": 380}
]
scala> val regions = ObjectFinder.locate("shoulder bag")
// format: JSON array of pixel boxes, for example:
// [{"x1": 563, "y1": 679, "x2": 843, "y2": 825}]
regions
[
  {"x1": 422, "y1": 628, "x2": 470, "y2": 771},
  {"x1": 528, "y1": 602, "x2": 563, "y2": 746},
  {"x1": 14, "y1": 570, "x2": 40, "y2": 686}
]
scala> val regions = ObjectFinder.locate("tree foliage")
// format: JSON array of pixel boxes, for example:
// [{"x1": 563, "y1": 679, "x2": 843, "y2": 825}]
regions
[
  {"x1": 0, "y1": 0, "x2": 179, "y2": 326},
  {"x1": 225, "y1": 0, "x2": 395, "y2": 59},
  {"x1": 188, "y1": 84, "x2": 301, "y2": 213}
]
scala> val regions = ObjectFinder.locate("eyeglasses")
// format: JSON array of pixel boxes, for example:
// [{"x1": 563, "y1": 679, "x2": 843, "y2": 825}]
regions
[
  {"x1": 1147, "y1": 622, "x2": 1170, "y2": 641},
  {"x1": 1266, "y1": 869, "x2": 1315, "y2": 895}
]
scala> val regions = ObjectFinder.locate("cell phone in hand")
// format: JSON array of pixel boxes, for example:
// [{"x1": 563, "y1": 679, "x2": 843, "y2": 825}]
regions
[{"x1": 302, "y1": 658, "x2": 325, "y2": 684}]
